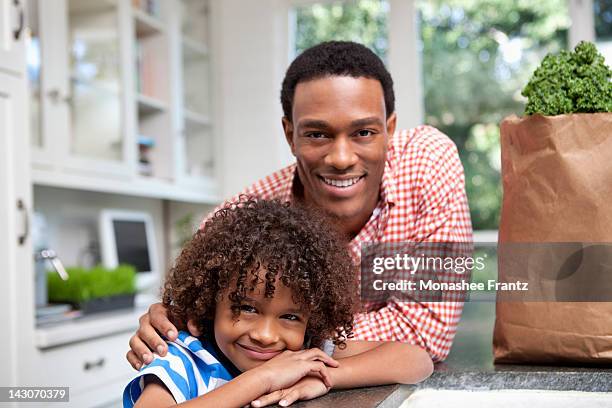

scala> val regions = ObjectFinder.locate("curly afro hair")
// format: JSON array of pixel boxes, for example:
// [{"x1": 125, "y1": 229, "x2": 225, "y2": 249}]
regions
[
  {"x1": 281, "y1": 41, "x2": 395, "y2": 122},
  {"x1": 163, "y1": 197, "x2": 358, "y2": 349}
]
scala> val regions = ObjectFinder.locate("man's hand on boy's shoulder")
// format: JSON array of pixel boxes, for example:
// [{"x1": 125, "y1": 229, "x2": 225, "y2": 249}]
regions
[
  {"x1": 127, "y1": 302, "x2": 178, "y2": 370},
  {"x1": 251, "y1": 376, "x2": 329, "y2": 407}
]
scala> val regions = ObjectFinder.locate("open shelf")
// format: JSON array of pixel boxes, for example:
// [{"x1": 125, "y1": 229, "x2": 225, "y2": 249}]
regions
[
  {"x1": 184, "y1": 109, "x2": 211, "y2": 126},
  {"x1": 32, "y1": 167, "x2": 220, "y2": 203},
  {"x1": 182, "y1": 36, "x2": 208, "y2": 57},
  {"x1": 137, "y1": 93, "x2": 168, "y2": 115},
  {"x1": 133, "y1": 8, "x2": 166, "y2": 37}
]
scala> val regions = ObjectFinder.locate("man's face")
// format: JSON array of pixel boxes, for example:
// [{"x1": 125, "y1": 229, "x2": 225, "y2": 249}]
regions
[
  {"x1": 212, "y1": 273, "x2": 308, "y2": 372},
  {"x1": 283, "y1": 76, "x2": 396, "y2": 231}
]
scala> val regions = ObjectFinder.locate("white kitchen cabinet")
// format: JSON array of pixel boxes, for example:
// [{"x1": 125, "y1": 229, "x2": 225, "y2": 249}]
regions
[
  {"x1": 27, "y1": 331, "x2": 135, "y2": 407},
  {"x1": 0, "y1": 1, "x2": 216, "y2": 406},
  {"x1": 0, "y1": 0, "x2": 26, "y2": 75},
  {"x1": 0, "y1": 25, "x2": 33, "y2": 391},
  {"x1": 175, "y1": 0, "x2": 216, "y2": 188},
  {"x1": 26, "y1": 0, "x2": 219, "y2": 203}
]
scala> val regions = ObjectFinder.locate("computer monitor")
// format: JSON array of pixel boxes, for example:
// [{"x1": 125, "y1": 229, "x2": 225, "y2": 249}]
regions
[{"x1": 99, "y1": 209, "x2": 159, "y2": 291}]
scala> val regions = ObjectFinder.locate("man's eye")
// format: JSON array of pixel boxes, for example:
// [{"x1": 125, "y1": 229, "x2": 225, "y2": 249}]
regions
[
  {"x1": 239, "y1": 305, "x2": 257, "y2": 314},
  {"x1": 356, "y1": 129, "x2": 374, "y2": 137},
  {"x1": 306, "y1": 132, "x2": 326, "y2": 139},
  {"x1": 281, "y1": 314, "x2": 300, "y2": 322}
]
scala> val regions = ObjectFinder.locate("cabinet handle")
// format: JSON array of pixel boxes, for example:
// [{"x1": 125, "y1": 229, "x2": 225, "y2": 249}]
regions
[
  {"x1": 83, "y1": 357, "x2": 106, "y2": 371},
  {"x1": 12, "y1": 0, "x2": 24, "y2": 41},
  {"x1": 48, "y1": 89, "x2": 72, "y2": 105},
  {"x1": 16, "y1": 199, "x2": 29, "y2": 246}
]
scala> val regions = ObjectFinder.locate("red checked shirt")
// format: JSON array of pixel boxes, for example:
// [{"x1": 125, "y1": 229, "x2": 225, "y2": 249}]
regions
[{"x1": 203, "y1": 125, "x2": 473, "y2": 362}]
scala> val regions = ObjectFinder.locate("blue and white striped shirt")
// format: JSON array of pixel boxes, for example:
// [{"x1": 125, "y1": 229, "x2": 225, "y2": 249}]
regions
[{"x1": 123, "y1": 331, "x2": 235, "y2": 407}]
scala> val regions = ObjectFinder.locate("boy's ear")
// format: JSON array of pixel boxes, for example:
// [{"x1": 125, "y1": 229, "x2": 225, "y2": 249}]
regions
[{"x1": 187, "y1": 319, "x2": 202, "y2": 337}]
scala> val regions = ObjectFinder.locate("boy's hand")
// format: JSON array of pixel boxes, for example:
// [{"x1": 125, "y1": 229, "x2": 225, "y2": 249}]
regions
[
  {"x1": 254, "y1": 348, "x2": 339, "y2": 394},
  {"x1": 251, "y1": 376, "x2": 329, "y2": 407},
  {"x1": 126, "y1": 303, "x2": 179, "y2": 370}
]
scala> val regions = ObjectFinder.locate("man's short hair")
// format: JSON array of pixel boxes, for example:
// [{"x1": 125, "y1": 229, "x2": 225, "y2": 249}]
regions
[{"x1": 281, "y1": 41, "x2": 395, "y2": 122}]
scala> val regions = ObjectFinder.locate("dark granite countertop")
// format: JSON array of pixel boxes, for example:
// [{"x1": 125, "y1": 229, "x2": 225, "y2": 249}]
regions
[{"x1": 293, "y1": 302, "x2": 612, "y2": 407}]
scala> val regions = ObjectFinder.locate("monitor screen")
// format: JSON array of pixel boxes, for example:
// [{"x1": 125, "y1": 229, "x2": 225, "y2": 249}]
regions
[{"x1": 112, "y1": 220, "x2": 151, "y2": 273}]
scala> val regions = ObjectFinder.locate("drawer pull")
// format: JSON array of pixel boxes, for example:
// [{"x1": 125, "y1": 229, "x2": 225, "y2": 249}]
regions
[{"x1": 83, "y1": 358, "x2": 106, "y2": 371}]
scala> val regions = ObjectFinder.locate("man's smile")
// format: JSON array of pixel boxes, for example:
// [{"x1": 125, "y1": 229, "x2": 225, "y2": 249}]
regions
[
  {"x1": 320, "y1": 175, "x2": 365, "y2": 187},
  {"x1": 317, "y1": 174, "x2": 366, "y2": 197}
]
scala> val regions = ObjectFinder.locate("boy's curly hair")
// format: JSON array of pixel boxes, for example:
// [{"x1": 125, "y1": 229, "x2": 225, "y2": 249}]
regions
[{"x1": 162, "y1": 197, "x2": 358, "y2": 349}]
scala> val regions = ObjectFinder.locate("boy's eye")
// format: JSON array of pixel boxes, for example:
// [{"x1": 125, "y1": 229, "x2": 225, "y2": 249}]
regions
[
  {"x1": 239, "y1": 305, "x2": 257, "y2": 314},
  {"x1": 281, "y1": 314, "x2": 301, "y2": 322}
]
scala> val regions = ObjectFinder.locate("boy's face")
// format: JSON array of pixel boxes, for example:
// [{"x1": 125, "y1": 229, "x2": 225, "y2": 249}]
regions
[{"x1": 213, "y1": 273, "x2": 308, "y2": 372}]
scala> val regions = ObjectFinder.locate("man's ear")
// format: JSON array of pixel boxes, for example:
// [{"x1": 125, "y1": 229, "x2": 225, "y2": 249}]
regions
[
  {"x1": 282, "y1": 117, "x2": 296, "y2": 156},
  {"x1": 386, "y1": 112, "x2": 397, "y2": 137},
  {"x1": 186, "y1": 319, "x2": 202, "y2": 337}
]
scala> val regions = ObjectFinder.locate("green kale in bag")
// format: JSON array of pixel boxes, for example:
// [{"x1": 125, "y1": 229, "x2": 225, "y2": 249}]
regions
[{"x1": 522, "y1": 41, "x2": 612, "y2": 115}]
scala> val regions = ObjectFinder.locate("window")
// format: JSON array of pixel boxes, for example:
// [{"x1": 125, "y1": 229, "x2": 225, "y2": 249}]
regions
[
  {"x1": 594, "y1": 0, "x2": 612, "y2": 65},
  {"x1": 290, "y1": 1, "x2": 608, "y2": 231},
  {"x1": 595, "y1": 0, "x2": 612, "y2": 40},
  {"x1": 292, "y1": 0, "x2": 389, "y2": 60},
  {"x1": 417, "y1": 0, "x2": 570, "y2": 230}
]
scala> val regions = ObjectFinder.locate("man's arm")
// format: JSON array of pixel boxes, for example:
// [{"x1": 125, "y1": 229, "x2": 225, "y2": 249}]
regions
[
  {"x1": 354, "y1": 128, "x2": 473, "y2": 362},
  {"x1": 330, "y1": 340, "x2": 433, "y2": 387}
]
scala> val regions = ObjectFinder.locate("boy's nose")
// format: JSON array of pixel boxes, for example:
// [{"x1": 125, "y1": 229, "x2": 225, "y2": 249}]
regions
[{"x1": 249, "y1": 318, "x2": 280, "y2": 346}]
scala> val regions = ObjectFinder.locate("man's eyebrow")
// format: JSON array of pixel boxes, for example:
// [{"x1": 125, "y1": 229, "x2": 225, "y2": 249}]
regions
[
  {"x1": 297, "y1": 117, "x2": 384, "y2": 130},
  {"x1": 350, "y1": 117, "x2": 384, "y2": 128},
  {"x1": 297, "y1": 119, "x2": 331, "y2": 129}
]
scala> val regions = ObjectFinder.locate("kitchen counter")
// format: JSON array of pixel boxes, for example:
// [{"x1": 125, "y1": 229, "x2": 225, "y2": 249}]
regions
[{"x1": 293, "y1": 302, "x2": 612, "y2": 407}]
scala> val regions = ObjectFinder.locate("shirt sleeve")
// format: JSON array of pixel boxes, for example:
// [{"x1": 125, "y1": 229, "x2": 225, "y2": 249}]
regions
[
  {"x1": 123, "y1": 343, "x2": 196, "y2": 407},
  {"x1": 352, "y1": 128, "x2": 473, "y2": 362}
]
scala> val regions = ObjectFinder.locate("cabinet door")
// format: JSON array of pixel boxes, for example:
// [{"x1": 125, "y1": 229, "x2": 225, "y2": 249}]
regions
[
  {"x1": 0, "y1": 71, "x2": 34, "y2": 386},
  {"x1": 0, "y1": 0, "x2": 25, "y2": 75},
  {"x1": 65, "y1": 0, "x2": 126, "y2": 168},
  {"x1": 176, "y1": 0, "x2": 217, "y2": 190}
]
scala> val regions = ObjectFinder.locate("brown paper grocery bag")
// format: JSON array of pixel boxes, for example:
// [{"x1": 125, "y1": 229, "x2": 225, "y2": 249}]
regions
[{"x1": 493, "y1": 113, "x2": 612, "y2": 364}]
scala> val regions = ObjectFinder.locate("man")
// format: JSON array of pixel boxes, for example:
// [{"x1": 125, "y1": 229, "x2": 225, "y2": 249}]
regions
[{"x1": 127, "y1": 41, "x2": 472, "y2": 396}]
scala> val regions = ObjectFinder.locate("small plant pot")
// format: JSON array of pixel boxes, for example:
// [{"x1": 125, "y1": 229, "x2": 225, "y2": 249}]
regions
[{"x1": 79, "y1": 294, "x2": 135, "y2": 315}]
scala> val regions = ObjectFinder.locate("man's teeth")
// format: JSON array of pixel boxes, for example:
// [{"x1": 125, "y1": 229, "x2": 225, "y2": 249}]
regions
[{"x1": 322, "y1": 177, "x2": 361, "y2": 188}]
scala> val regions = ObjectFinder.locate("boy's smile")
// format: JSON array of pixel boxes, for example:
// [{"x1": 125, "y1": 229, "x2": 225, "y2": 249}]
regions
[
  {"x1": 234, "y1": 343, "x2": 282, "y2": 361},
  {"x1": 211, "y1": 273, "x2": 308, "y2": 372}
]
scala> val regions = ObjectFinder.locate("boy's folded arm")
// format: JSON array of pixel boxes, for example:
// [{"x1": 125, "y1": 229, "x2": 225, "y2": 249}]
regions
[
  {"x1": 330, "y1": 340, "x2": 434, "y2": 388},
  {"x1": 134, "y1": 376, "x2": 178, "y2": 408},
  {"x1": 168, "y1": 348, "x2": 336, "y2": 408},
  {"x1": 250, "y1": 341, "x2": 434, "y2": 407},
  {"x1": 134, "y1": 369, "x2": 270, "y2": 408},
  {"x1": 176, "y1": 369, "x2": 270, "y2": 408}
]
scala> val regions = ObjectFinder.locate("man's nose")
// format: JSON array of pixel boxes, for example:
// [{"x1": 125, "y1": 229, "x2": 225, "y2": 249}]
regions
[
  {"x1": 249, "y1": 318, "x2": 280, "y2": 346},
  {"x1": 325, "y1": 136, "x2": 358, "y2": 170}
]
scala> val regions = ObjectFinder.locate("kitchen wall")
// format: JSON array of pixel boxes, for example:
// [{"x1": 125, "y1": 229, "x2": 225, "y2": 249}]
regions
[{"x1": 214, "y1": 0, "x2": 295, "y2": 198}]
